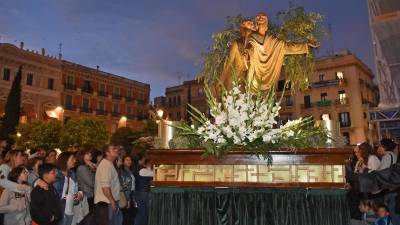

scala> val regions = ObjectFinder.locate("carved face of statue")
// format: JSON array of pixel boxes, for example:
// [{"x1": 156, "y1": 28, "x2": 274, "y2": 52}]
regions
[
  {"x1": 255, "y1": 12, "x2": 268, "y2": 31},
  {"x1": 240, "y1": 20, "x2": 256, "y2": 31}
]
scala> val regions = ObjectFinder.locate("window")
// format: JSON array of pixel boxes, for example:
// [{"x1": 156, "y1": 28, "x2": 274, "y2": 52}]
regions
[
  {"x1": 320, "y1": 93, "x2": 327, "y2": 101},
  {"x1": 177, "y1": 112, "x2": 181, "y2": 120},
  {"x1": 336, "y1": 71, "x2": 344, "y2": 80},
  {"x1": 127, "y1": 106, "x2": 132, "y2": 115},
  {"x1": 65, "y1": 95, "x2": 73, "y2": 108},
  {"x1": 319, "y1": 74, "x2": 325, "y2": 81},
  {"x1": 127, "y1": 90, "x2": 132, "y2": 98},
  {"x1": 198, "y1": 88, "x2": 204, "y2": 96},
  {"x1": 277, "y1": 80, "x2": 285, "y2": 92},
  {"x1": 113, "y1": 103, "x2": 119, "y2": 113},
  {"x1": 304, "y1": 95, "x2": 311, "y2": 108},
  {"x1": 168, "y1": 97, "x2": 172, "y2": 107},
  {"x1": 83, "y1": 80, "x2": 92, "y2": 92},
  {"x1": 67, "y1": 76, "x2": 74, "y2": 85},
  {"x1": 338, "y1": 90, "x2": 347, "y2": 104},
  {"x1": 177, "y1": 96, "x2": 181, "y2": 105},
  {"x1": 173, "y1": 96, "x2": 176, "y2": 106},
  {"x1": 113, "y1": 87, "x2": 120, "y2": 96},
  {"x1": 339, "y1": 112, "x2": 351, "y2": 127},
  {"x1": 3, "y1": 68, "x2": 10, "y2": 81},
  {"x1": 100, "y1": 84, "x2": 106, "y2": 92},
  {"x1": 342, "y1": 132, "x2": 350, "y2": 145},
  {"x1": 285, "y1": 96, "x2": 293, "y2": 106},
  {"x1": 82, "y1": 97, "x2": 89, "y2": 109},
  {"x1": 26, "y1": 73, "x2": 33, "y2": 86},
  {"x1": 47, "y1": 78, "x2": 54, "y2": 90},
  {"x1": 98, "y1": 101, "x2": 105, "y2": 110}
]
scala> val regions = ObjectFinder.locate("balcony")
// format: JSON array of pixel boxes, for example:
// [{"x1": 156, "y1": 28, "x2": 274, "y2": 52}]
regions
[
  {"x1": 96, "y1": 109, "x2": 108, "y2": 116},
  {"x1": 316, "y1": 100, "x2": 332, "y2": 107},
  {"x1": 112, "y1": 94, "x2": 122, "y2": 100},
  {"x1": 126, "y1": 96, "x2": 134, "y2": 102},
  {"x1": 64, "y1": 104, "x2": 76, "y2": 111},
  {"x1": 98, "y1": 91, "x2": 108, "y2": 97},
  {"x1": 335, "y1": 98, "x2": 349, "y2": 106},
  {"x1": 112, "y1": 111, "x2": 121, "y2": 117},
  {"x1": 80, "y1": 107, "x2": 92, "y2": 113},
  {"x1": 81, "y1": 86, "x2": 93, "y2": 94},
  {"x1": 312, "y1": 78, "x2": 346, "y2": 88},
  {"x1": 64, "y1": 83, "x2": 76, "y2": 90}
]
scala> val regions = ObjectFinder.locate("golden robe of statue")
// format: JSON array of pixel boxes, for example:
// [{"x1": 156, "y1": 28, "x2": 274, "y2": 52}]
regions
[{"x1": 247, "y1": 35, "x2": 309, "y2": 92}]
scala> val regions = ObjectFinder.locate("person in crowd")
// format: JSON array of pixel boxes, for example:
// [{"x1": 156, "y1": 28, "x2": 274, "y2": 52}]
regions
[
  {"x1": 134, "y1": 156, "x2": 153, "y2": 225},
  {"x1": 21, "y1": 153, "x2": 28, "y2": 167},
  {"x1": 46, "y1": 150, "x2": 58, "y2": 164},
  {"x1": 374, "y1": 204, "x2": 393, "y2": 225},
  {"x1": 94, "y1": 145, "x2": 122, "y2": 225},
  {"x1": 119, "y1": 155, "x2": 136, "y2": 225},
  {"x1": 359, "y1": 199, "x2": 376, "y2": 225},
  {"x1": 30, "y1": 163, "x2": 62, "y2": 225},
  {"x1": 28, "y1": 149, "x2": 46, "y2": 160},
  {"x1": 76, "y1": 149, "x2": 96, "y2": 225},
  {"x1": 378, "y1": 139, "x2": 398, "y2": 170},
  {"x1": 0, "y1": 166, "x2": 31, "y2": 225},
  {"x1": 55, "y1": 152, "x2": 84, "y2": 225},
  {"x1": 27, "y1": 157, "x2": 44, "y2": 188},
  {"x1": 91, "y1": 150, "x2": 103, "y2": 167},
  {"x1": 357, "y1": 143, "x2": 381, "y2": 173},
  {"x1": 0, "y1": 138, "x2": 7, "y2": 160},
  {"x1": 0, "y1": 150, "x2": 31, "y2": 193}
]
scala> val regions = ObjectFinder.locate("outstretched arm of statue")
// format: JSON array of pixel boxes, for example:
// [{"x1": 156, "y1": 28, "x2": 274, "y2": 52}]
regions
[{"x1": 284, "y1": 42, "x2": 309, "y2": 55}]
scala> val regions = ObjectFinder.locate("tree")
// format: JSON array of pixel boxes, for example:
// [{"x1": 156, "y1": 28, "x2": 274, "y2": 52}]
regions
[
  {"x1": 110, "y1": 127, "x2": 135, "y2": 150},
  {"x1": 60, "y1": 117, "x2": 108, "y2": 150},
  {"x1": 0, "y1": 66, "x2": 22, "y2": 144},
  {"x1": 15, "y1": 120, "x2": 63, "y2": 151}
]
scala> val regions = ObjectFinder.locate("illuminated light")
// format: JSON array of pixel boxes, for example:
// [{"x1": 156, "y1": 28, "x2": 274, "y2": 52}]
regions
[
  {"x1": 336, "y1": 71, "x2": 344, "y2": 80},
  {"x1": 55, "y1": 148, "x2": 62, "y2": 155},
  {"x1": 157, "y1": 109, "x2": 164, "y2": 118},
  {"x1": 16, "y1": 132, "x2": 21, "y2": 137}
]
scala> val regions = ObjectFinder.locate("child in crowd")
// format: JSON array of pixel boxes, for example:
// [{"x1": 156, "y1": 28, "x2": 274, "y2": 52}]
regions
[
  {"x1": 30, "y1": 163, "x2": 62, "y2": 225},
  {"x1": 0, "y1": 166, "x2": 31, "y2": 225},
  {"x1": 359, "y1": 199, "x2": 377, "y2": 225},
  {"x1": 375, "y1": 204, "x2": 393, "y2": 225}
]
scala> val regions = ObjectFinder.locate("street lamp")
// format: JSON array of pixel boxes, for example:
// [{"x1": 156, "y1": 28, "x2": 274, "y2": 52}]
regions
[
  {"x1": 157, "y1": 109, "x2": 164, "y2": 119},
  {"x1": 118, "y1": 116, "x2": 127, "y2": 128}
]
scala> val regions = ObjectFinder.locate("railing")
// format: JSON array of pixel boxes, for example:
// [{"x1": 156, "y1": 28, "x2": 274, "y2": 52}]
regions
[
  {"x1": 112, "y1": 94, "x2": 122, "y2": 100},
  {"x1": 64, "y1": 104, "x2": 76, "y2": 111},
  {"x1": 80, "y1": 107, "x2": 92, "y2": 113},
  {"x1": 148, "y1": 148, "x2": 353, "y2": 188},
  {"x1": 316, "y1": 100, "x2": 332, "y2": 107},
  {"x1": 112, "y1": 111, "x2": 121, "y2": 117},
  {"x1": 98, "y1": 91, "x2": 108, "y2": 97},
  {"x1": 64, "y1": 83, "x2": 76, "y2": 90},
  {"x1": 81, "y1": 86, "x2": 93, "y2": 94},
  {"x1": 126, "y1": 96, "x2": 134, "y2": 102},
  {"x1": 312, "y1": 78, "x2": 346, "y2": 88},
  {"x1": 96, "y1": 109, "x2": 108, "y2": 116},
  {"x1": 335, "y1": 99, "x2": 349, "y2": 106}
]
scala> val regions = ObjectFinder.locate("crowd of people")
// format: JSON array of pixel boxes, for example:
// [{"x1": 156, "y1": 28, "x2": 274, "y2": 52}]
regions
[
  {"x1": 0, "y1": 139, "x2": 153, "y2": 225},
  {"x1": 347, "y1": 139, "x2": 400, "y2": 225}
]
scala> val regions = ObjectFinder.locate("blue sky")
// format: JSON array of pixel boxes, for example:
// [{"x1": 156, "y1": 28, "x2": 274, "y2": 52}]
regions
[{"x1": 0, "y1": 0, "x2": 374, "y2": 99}]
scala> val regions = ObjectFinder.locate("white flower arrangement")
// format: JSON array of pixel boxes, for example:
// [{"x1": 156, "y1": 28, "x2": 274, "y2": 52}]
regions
[{"x1": 175, "y1": 78, "x2": 327, "y2": 164}]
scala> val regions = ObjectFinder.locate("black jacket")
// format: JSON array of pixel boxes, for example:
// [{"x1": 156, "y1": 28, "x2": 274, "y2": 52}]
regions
[{"x1": 30, "y1": 185, "x2": 63, "y2": 225}]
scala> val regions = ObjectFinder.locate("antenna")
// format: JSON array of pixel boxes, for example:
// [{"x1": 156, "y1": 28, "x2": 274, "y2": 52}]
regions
[{"x1": 58, "y1": 43, "x2": 62, "y2": 60}]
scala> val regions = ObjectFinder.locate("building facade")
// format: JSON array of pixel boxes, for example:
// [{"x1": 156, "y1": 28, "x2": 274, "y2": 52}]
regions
[
  {"x1": 280, "y1": 51, "x2": 378, "y2": 145},
  {"x1": 61, "y1": 61, "x2": 150, "y2": 133},
  {"x1": 163, "y1": 80, "x2": 208, "y2": 121},
  {"x1": 0, "y1": 43, "x2": 150, "y2": 133},
  {"x1": 0, "y1": 43, "x2": 62, "y2": 123}
]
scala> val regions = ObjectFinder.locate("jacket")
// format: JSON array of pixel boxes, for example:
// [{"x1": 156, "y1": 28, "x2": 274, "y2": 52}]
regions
[
  {"x1": 76, "y1": 165, "x2": 95, "y2": 198},
  {"x1": 30, "y1": 185, "x2": 62, "y2": 225},
  {"x1": 0, "y1": 189, "x2": 31, "y2": 225}
]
